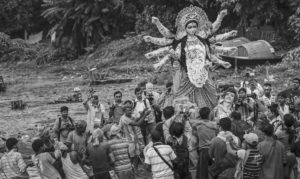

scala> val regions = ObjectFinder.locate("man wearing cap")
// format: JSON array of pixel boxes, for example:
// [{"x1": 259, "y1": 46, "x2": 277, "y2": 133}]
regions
[
  {"x1": 0, "y1": 138, "x2": 27, "y2": 178},
  {"x1": 226, "y1": 133, "x2": 264, "y2": 179},
  {"x1": 108, "y1": 124, "x2": 135, "y2": 179}
]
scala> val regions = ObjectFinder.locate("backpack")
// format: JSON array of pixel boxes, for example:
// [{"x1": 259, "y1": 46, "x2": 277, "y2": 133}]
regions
[
  {"x1": 58, "y1": 117, "x2": 74, "y2": 141},
  {"x1": 234, "y1": 150, "x2": 250, "y2": 179},
  {"x1": 172, "y1": 135, "x2": 190, "y2": 177}
]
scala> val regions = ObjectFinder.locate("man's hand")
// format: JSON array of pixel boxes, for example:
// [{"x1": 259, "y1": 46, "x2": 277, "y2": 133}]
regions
[{"x1": 151, "y1": 17, "x2": 160, "y2": 24}]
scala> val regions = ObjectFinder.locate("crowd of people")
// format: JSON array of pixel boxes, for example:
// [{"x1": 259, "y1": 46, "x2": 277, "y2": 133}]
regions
[{"x1": 1, "y1": 75, "x2": 300, "y2": 179}]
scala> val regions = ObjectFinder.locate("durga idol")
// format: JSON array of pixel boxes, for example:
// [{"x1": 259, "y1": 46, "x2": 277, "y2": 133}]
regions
[{"x1": 144, "y1": 5, "x2": 237, "y2": 108}]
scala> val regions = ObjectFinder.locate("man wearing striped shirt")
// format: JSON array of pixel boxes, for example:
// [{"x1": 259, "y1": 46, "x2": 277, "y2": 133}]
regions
[
  {"x1": 145, "y1": 130, "x2": 177, "y2": 179},
  {"x1": 0, "y1": 138, "x2": 27, "y2": 179},
  {"x1": 108, "y1": 124, "x2": 135, "y2": 179}
]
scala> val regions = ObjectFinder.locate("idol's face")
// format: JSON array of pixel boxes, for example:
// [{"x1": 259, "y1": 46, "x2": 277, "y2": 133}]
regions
[
  {"x1": 186, "y1": 22, "x2": 198, "y2": 35},
  {"x1": 224, "y1": 92, "x2": 235, "y2": 103}
]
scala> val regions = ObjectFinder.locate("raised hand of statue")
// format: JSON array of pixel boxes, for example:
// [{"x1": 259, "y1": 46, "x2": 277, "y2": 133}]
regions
[
  {"x1": 151, "y1": 17, "x2": 160, "y2": 24},
  {"x1": 220, "y1": 9, "x2": 228, "y2": 17},
  {"x1": 230, "y1": 30, "x2": 238, "y2": 37},
  {"x1": 145, "y1": 52, "x2": 154, "y2": 59},
  {"x1": 143, "y1": 36, "x2": 152, "y2": 43},
  {"x1": 222, "y1": 61, "x2": 232, "y2": 69}
]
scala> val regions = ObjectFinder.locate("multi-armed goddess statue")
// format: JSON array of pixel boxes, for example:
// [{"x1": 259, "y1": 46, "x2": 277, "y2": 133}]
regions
[{"x1": 144, "y1": 5, "x2": 237, "y2": 109}]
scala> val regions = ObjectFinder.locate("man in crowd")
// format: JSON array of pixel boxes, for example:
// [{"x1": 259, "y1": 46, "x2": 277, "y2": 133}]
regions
[
  {"x1": 277, "y1": 92, "x2": 290, "y2": 116},
  {"x1": 108, "y1": 91, "x2": 124, "y2": 123},
  {"x1": 108, "y1": 124, "x2": 135, "y2": 179},
  {"x1": 83, "y1": 94, "x2": 105, "y2": 134},
  {"x1": 133, "y1": 87, "x2": 156, "y2": 144},
  {"x1": 66, "y1": 120, "x2": 88, "y2": 158},
  {"x1": 144, "y1": 130, "x2": 177, "y2": 179},
  {"x1": 54, "y1": 106, "x2": 75, "y2": 142},
  {"x1": 225, "y1": 133, "x2": 263, "y2": 179},
  {"x1": 209, "y1": 117, "x2": 239, "y2": 179},
  {"x1": 193, "y1": 107, "x2": 217, "y2": 179},
  {"x1": 0, "y1": 138, "x2": 27, "y2": 178},
  {"x1": 235, "y1": 88, "x2": 254, "y2": 122},
  {"x1": 158, "y1": 82, "x2": 174, "y2": 109},
  {"x1": 282, "y1": 78, "x2": 300, "y2": 113},
  {"x1": 118, "y1": 100, "x2": 151, "y2": 171},
  {"x1": 258, "y1": 123, "x2": 286, "y2": 179},
  {"x1": 260, "y1": 82, "x2": 275, "y2": 108}
]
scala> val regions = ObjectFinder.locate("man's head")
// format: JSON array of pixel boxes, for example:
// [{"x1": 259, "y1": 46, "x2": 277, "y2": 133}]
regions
[
  {"x1": 231, "y1": 111, "x2": 241, "y2": 121},
  {"x1": 135, "y1": 87, "x2": 143, "y2": 101},
  {"x1": 277, "y1": 92, "x2": 287, "y2": 104},
  {"x1": 92, "y1": 95, "x2": 99, "y2": 106},
  {"x1": 75, "y1": 120, "x2": 87, "y2": 134},
  {"x1": 261, "y1": 123, "x2": 274, "y2": 137},
  {"x1": 124, "y1": 100, "x2": 133, "y2": 117},
  {"x1": 172, "y1": 123, "x2": 184, "y2": 138},
  {"x1": 114, "y1": 91, "x2": 122, "y2": 103},
  {"x1": 60, "y1": 106, "x2": 69, "y2": 118},
  {"x1": 6, "y1": 138, "x2": 19, "y2": 151},
  {"x1": 238, "y1": 88, "x2": 247, "y2": 99},
  {"x1": 110, "y1": 124, "x2": 121, "y2": 138},
  {"x1": 263, "y1": 83, "x2": 272, "y2": 95},
  {"x1": 163, "y1": 106, "x2": 175, "y2": 120},
  {"x1": 146, "y1": 82, "x2": 154, "y2": 93},
  {"x1": 292, "y1": 78, "x2": 300, "y2": 90},
  {"x1": 243, "y1": 133, "x2": 258, "y2": 149},
  {"x1": 199, "y1": 107, "x2": 210, "y2": 120},
  {"x1": 151, "y1": 130, "x2": 162, "y2": 143},
  {"x1": 283, "y1": 114, "x2": 295, "y2": 128},
  {"x1": 218, "y1": 117, "x2": 231, "y2": 131},
  {"x1": 32, "y1": 139, "x2": 45, "y2": 154}
]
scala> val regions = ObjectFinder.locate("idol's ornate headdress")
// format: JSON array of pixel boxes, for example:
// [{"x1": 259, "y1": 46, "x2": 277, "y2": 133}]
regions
[{"x1": 175, "y1": 5, "x2": 212, "y2": 40}]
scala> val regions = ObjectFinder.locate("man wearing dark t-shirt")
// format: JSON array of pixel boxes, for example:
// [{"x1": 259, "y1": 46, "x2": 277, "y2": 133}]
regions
[{"x1": 282, "y1": 78, "x2": 300, "y2": 113}]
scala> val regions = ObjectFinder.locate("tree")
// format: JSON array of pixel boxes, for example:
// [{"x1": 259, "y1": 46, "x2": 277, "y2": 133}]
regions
[
  {"x1": 0, "y1": 0, "x2": 46, "y2": 38},
  {"x1": 42, "y1": 0, "x2": 126, "y2": 54}
]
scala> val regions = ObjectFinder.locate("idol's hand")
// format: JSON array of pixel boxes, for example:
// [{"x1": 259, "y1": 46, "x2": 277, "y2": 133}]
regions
[
  {"x1": 230, "y1": 30, "x2": 238, "y2": 37},
  {"x1": 220, "y1": 9, "x2": 228, "y2": 17},
  {"x1": 145, "y1": 52, "x2": 154, "y2": 59},
  {"x1": 143, "y1": 36, "x2": 152, "y2": 43},
  {"x1": 151, "y1": 17, "x2": 160, "y2": 24},
  {"x1": 222, "y1": 61, "x2": 232, "y2": 69}
]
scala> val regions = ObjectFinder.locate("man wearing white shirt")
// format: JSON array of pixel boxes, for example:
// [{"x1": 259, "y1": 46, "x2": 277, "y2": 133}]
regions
[{"x1": 83, "y1": 95, "x2": 105, "y2": 134}]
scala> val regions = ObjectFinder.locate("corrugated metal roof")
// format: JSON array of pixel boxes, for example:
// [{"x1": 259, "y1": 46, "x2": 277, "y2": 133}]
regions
[
  {"x1": 236, "y1": 40, "x2": 277, "y2": 59},
  {"x1": 216, "y1": 37, "x2": 250, "y2": 47}
]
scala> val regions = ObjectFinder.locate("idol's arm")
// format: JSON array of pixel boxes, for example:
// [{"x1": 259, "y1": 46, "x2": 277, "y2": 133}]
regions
[
  {"x1": 145, "y1": 46, "x2": 172, "y2": 59},
  {"x1": 212, "y1": 9, "x2": 228, "y2": 34},
  {"x1": 153, "y1": 54, "x2": 171, "y2": 70},
  {"x1": 210, "y1": 54, "x2": 231, "y2": 69},
  {"x1": 143, "y1": 36, "x2": 174, "y2": 46},
  {"x1": 214, "y1": 30, "x2": 238, "y2": 42},
  {"x1": 152, "y1": 17, "x2": 175, "y2": 38}
]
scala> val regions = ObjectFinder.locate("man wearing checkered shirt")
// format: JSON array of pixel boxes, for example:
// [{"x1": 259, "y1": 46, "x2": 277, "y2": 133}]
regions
[{"x1": 0, "y1": 138, "x2": 27, "y2": 178}]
